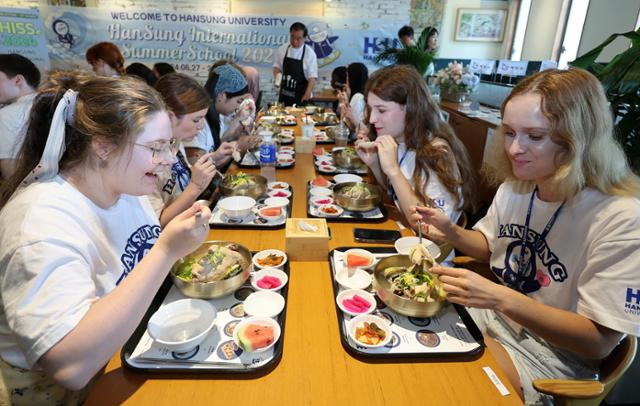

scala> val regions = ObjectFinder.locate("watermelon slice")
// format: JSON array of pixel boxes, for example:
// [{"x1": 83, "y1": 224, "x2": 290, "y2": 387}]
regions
[
  {"x1": 311, "y1": 175, "x2": 330, "y2": 187},
  {"x1": 237, "y1": 323, "x2": 274, "y2": 351},
  {"x1": 260, "y1": 207, "x2": 281, "y2": 217},
  {"x1": 346, "y1": 254, "x2": 372, "y2": 268},
  {"x1": 312, "y1": 146, "x2": 325, "y2": 156}
]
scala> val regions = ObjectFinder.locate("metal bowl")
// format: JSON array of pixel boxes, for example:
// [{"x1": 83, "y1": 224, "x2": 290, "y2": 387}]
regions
[
  {"x1": 171, "y1": 241, "x2": 252, "y2": 299},
  {"x1": 220, "y1": 173, "x2": 267, "y2": 199},
  {"x1": 333, "y1": 182, "x2": 381, "y2": 212},
  {"x1": 332, "y1": 147, "x2": 364, "y2": 169},
  {"x1": 372, "y1": 255, "x2": 446, "y2": 318},
  {"x1": 311, "y1": 112, "x2": 338, "y2": 126}
]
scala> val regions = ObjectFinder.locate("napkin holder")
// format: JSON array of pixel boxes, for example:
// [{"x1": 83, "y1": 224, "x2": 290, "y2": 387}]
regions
[
  {"x1": 285, "y1": 218, "x2": 329, "y2": 261},
  {"x1": 295, "y1": 136, "x2": 316, "y2": 154}
]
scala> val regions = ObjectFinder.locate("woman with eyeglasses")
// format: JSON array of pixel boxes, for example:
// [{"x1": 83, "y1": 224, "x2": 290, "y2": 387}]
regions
[
  {"x1": 411, "y1": 68, "x2": 640, "y2": 404},
  {"x1": 0, "y1": 72, "x2": 210, "y2": 404},
  {"x1": 150, "y1": 73, "x2": 221, "y2": 227}
]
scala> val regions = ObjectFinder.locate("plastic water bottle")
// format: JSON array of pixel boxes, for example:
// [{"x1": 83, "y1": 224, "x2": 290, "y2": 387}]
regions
[{"x1": 259, "y1": 131, "x2": 277, "y2": 183}]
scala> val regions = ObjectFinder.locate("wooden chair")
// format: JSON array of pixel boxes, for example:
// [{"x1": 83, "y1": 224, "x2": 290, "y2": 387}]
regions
[
  {"x1": 533, "y1": 336, "x2": 637, "y2": 406},
  {"x1": 450, "y1": 257, "x2": 638, "y2": 406}
]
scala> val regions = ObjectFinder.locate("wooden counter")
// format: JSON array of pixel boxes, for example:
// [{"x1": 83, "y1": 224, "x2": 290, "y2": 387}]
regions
[{"x1": 84, "y1": 128, "x2": 521, "y2": 405}]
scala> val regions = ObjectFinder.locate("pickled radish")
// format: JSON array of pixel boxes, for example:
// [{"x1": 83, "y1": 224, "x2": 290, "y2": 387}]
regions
[{"x1": 257, "y1": 275, "x2": 282, "y2": 289}]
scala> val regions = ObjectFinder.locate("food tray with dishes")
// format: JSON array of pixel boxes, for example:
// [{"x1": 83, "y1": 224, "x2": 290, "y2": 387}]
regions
[
  {"x1": 314, "y1": 147, "x2": 368, "y2": 175},
  {"x1": 313, "y1": 129, "x2": 334, "y2": 144},
  {"x1": 209, "y1": 173, "x2": 293, "y2": 228},
  {"x1": 258, "y1": 115, "x2": 297, "y2": 126},
  {"x1": 329, "y1": 246, "x2": 483, "y2": 359},
  {"x1": 238, "y1": 145, "x2": 296, "y2": 169},
  {"x1": 310, "y1": 112, "x2": 339, "y2": 127},
  {"x1": 306, "y1": 175, "x2": 386, "y2": 222},
  {"x1": 122, "y1": 242, "x2": 290, "y2": 374}
]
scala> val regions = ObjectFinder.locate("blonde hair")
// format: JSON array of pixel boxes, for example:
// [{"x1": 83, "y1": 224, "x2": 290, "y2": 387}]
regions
[{"x1": 487, "y1": 68, "x2": 640, "y2": 198}]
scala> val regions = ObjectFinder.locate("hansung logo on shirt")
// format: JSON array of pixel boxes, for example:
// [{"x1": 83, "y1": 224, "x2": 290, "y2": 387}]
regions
[
  {"x1": 117, "y1": 224, "x2": 161, "y2": 285},
  {"x1": 625, "y1": 288, "x2": 640, "y2": 316},
  {"x1": 492, "y1": 223, "x2": 568, "y2": 294},
  {"x1": 162, "y1": 154, "x2": 191, "y2": 194}
]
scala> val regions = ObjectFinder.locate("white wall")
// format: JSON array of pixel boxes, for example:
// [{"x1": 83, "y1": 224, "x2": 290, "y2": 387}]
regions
[
  {"x1": 520, "y1": 0, "x2": 564, "y2": 61},
  {"x1": 438, "y1": 0, "x2": 513, "y2": 60},
  {"x1": 578, "y1": 0, "x2": 640, "y2": 62}
]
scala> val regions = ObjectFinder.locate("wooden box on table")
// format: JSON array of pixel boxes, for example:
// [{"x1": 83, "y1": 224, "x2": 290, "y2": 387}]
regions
[{"x1": 285, "y1": 218, "x2": 329, "y2": 261}]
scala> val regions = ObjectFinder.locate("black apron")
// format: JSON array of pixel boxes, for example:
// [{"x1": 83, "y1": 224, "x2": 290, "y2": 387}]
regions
[{"x1": 279, "y1": 45, "x2": 308, "y2": 106}]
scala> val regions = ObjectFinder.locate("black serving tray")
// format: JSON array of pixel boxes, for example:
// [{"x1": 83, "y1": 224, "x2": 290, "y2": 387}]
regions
[
  {"x1": 306, "y1": 182, "x2": 387, "y2": 223},
  {"x1": 329, "y1": 247, "x2": 484, "y2": 360},
  {"x1": 121, "y1": 256, "x2": 290, "y2": 374},
  {"x1": 207, "y1": 187, "x2": 293, "y2": 229}
]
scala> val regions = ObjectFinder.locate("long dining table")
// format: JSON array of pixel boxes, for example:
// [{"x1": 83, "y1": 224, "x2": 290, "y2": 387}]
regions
[{"x1": 84, "y1": 120, "x2": 523, "y2": 405}]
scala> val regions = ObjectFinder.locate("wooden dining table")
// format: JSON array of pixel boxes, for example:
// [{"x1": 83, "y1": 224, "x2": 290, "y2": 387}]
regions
[{"x1": 84, "y1": 120, "x2": 522, "y2": 405}]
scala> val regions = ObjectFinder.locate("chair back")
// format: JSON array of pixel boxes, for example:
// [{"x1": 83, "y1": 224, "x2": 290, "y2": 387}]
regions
[{"x1": 600, "y1": 335, "x2": 637, "y2": 390}]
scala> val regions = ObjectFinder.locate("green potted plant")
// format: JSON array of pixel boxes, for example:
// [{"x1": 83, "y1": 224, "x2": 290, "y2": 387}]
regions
[
  {"x1": 570, "y1": 28, "x2": 640, "y2": 172},
  {"x1": 374, "y1": 27, "x2": 436, "y2": 77}
]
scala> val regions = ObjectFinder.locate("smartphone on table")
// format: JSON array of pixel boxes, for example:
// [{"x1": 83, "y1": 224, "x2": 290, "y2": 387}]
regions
[{"x1": 353, "y1": 228, "x2": 402, "y2": 244}]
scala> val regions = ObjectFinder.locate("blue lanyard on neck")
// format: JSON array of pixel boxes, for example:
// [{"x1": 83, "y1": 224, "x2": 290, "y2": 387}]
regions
[
  {"x1": 386, "y1": 146, "x2": 410, "y2": 201},
  {"x1": 517, "y1": 187, "x2": 565, "y2": 277}
]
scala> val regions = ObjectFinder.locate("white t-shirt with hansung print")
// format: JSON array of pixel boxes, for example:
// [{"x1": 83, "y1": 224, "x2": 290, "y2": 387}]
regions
[
  {"x1": 474, "y1": 182, "x2": 640, "y2": 336},
  {"x1": 147, "y1": 144, "x2": 191, "y2": 217},
  {"x1": 0, "y1": 175, "x2": 160, "y2": 369},
  {"x1": 395, "y1": 142, "x2": 462, "y2": 224}
]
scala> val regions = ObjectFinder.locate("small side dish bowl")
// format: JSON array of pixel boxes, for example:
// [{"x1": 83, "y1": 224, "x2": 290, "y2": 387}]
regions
[
  {"x1": 243, "y1": 291, "x2": 286, "y2": 318},
  {"x1": 252, "y1": 249, "x2": 288, "y2": 269},
  {"x1": 267, "y1": 189, "x2": 292, "y2": 199},
  {"x1": 264, "y1": 197, "x2": 289, "y2": 208},
  {"x1": 147, "y1": 298, "x2": 217, "y2": 353},
  {"x1": 310, "y1": 196, "x2": 334, "y2": 207},
  {"x1": 218, "y1": 196, "x2": 256, "y2": 219},
  {"x1": 347, "y1": 314, "x2": 392, "y2": 348},
  {"x1": 233, "y1": 316, "x2": 281, "y2": 353},
  {"x1": 394, "y1": 236, "x2": 441, "y2": 260},
  {"x1": 336, "y1": 289, "x2": 376, "y2": 316},
  {"x1": 267, "y1": 181, "x2": 289, "y2": 190},
  {"x1": 309, "y1": 187, "x2": 333, "y2": 197},
  {"x1": 335, "y1": 268, "x2": 372, "y2": 290},
  {"x1": 258, "y1": 205, "x2": 284, "y2": 220},
  {"x1": 333, "y1": 174, "x2": 363, "y2": 184},
  {"x1": 343, "y1": 248, "x2": 376, "y2": 270},
  {"x1": 251, "y1": 268, "x2": 289, "y2": 292},
  {"x1": 318, "y1": 204, "x2": 344, "y2": 217}
]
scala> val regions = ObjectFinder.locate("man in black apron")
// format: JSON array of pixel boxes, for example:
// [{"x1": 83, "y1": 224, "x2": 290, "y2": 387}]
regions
[{"x1": 273, "y1": 22, "x2": 318, "y2": 106}]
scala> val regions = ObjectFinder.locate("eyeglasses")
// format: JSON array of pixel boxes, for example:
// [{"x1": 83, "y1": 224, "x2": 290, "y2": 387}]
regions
[{"x1": 132, "y1": 138, "x2": 179, "y2": 164}]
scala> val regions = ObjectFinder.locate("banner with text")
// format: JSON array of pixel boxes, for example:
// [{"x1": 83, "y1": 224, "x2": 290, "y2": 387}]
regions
[
  {"x1": 0, "y1": 7, "x2": 49, "y2": 70},
  {"x1": 39, "y1": 6, "x2": 403, "y2": 82}
]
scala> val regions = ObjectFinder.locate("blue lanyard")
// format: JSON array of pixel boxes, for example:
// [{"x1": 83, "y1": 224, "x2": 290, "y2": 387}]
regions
[
  {"x1": 386, "y1": 147, "x2": 409, "y2": 201},
  {"x1": 517, "y1": 187, "x2": 565, "y2": 277}
]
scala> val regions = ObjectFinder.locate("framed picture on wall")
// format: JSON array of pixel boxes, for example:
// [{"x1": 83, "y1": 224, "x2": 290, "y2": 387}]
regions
[{"x1": 455, "y1": 8, "x2": 507, "y2": 42}]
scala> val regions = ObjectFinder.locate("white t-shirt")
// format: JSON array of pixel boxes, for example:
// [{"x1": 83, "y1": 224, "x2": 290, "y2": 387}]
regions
[
  {"x1": 273, "y1": 43, "x2": 318, "y2": 80},
  {"x1": 395, "y1": 142, "x2": 461, "y2": 223},
  {"x1": 350, "y1": 93, "x2": 365, "y2": 124},
  {"x1": 0, "y1": 176, "x2": 160, "y2": 369},
  {"x1": 474, "y1": 182, "x2": 640, "y2": 336},
  {"x1": 0, "y1": 93, "x2": 36, "y2": 159},
  {"x1": 147, "y1": 144, "x2": 191, "y2": 217},
  {"x1": 183, "y1": 121, "x2": 214, "y2": 153}
]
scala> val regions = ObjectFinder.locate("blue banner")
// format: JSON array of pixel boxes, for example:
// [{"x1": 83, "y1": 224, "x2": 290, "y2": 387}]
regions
[
  {"x1": 40, "y1": 6, "x2": 402, "y2": 80},
  {"x1": 0, "y1": 7, "x2": 49, "y2": 70}
]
